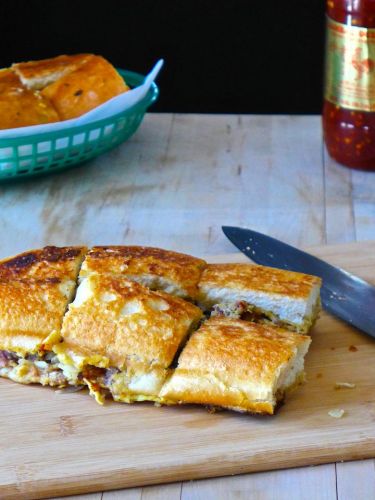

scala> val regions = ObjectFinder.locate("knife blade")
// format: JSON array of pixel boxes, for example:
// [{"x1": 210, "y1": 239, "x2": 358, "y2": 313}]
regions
[{"x1": 222, "y1": 226, "x2": 375, "y2": 339}]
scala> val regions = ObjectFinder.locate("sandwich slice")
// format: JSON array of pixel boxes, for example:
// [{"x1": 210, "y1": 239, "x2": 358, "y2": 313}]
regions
[
  {"x1": 80, "y1": 246, "x2": 207, "y2": 301},
  {"x1": 0, "y1": 246, "x2": 87, "y2": 387},
  {"x1": 160, "y1": 317, "x2": 311, "y2": 415},
  {"x1": 198, "y1": 263, "x2": 321, "y2": 333},
  {"x1": 53, "y1": 274, "x2": 203, "y2": 404}
]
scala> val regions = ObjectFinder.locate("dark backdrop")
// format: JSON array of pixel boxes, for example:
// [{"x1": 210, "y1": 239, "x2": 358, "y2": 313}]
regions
[{"x1": 0, "y1": 1, "x2": 325, "y2": 114}]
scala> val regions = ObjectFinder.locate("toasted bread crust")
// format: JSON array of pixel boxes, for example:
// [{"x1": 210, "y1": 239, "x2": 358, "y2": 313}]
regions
[
  {"x1": 160, "y1": 317, "x2": 310, "y2": 415},
  {"x1": 0, "y1": 246, "x2": 87, "y2": 280},
  {"x1": 12, "y1": 54, "x2": 93, "y2": 90},
  {"x1": 56, "y1": 274, "x2": 203, "y2": 370},
  {"x1": 0, "y1": 278, "x2": 76, "y2": 355},
  {"x1": 199, "y1": 263, "x2": 321, "y2": 300},
  {"x1": 0, "y1": 246, "x2": 86, "y2": 356},
  {"x1": 80, "y1": 246, "x2": 207, "y2": 300}
]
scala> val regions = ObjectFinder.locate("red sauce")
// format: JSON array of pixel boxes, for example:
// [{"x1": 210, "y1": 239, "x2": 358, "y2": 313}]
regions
[{"x1": 323, "y1": 0, "x2": 375, "y2": 170}]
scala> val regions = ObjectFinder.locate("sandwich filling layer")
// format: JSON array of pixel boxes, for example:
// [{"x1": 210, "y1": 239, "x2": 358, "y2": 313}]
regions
[
  {"x1": 210, "y1": 295, "x2": 321, "y2": 333},
  {"x1": 55, "y1": 357, "x2": 172, "y2": 405},
  {"x1": 198, "y1": 263, "x2": 322, "y2": 333},
  {"x1": 0, "y1": 349, "x2": 67, "y2": 386}
]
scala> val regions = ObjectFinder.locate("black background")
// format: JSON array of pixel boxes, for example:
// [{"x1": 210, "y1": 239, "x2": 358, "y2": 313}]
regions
[{"x1": 0, "y1": 1, "x2": 325, "y2": 114}]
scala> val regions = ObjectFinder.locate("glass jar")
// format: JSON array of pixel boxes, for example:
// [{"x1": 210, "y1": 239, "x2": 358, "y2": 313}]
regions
[{"x1": 323, "y1": 0, "x2": 375, "y2": 170}]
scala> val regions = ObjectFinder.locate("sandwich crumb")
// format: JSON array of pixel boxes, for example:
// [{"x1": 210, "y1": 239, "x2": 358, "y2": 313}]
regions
[
  {"x1": 207, "y1": 406, "x2": 217, "y2": 414},
  {"x1": 335, "y1": 382, "x2": 356, "y2": 389},
  {"x1": 349, "y1": 345, "x2": 358, "y2": 352},
  {"x1": 328, "y1": 408, "x2": 345, "y2": 418},
  {"x1": 316, "y1": 373, "x2": 323, "y2": 379},
  {"x1": 55, "y1": 386, "x2": 84, "y2": 394}
]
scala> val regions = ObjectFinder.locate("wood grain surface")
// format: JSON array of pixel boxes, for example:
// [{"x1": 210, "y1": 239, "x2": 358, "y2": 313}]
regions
[
  {"x1": 0, "y1": 114, "x2": 374, "y2": 499},
  {"x1": 1, "y1": 241, "x2": 374, "y2": 499}
]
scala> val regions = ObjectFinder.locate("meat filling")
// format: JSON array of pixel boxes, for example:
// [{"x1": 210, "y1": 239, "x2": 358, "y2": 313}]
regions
[
  {"x1": 0, "y1": 349, "x2": 67, "y2": 386},
  {"x1": 211, "y1": 300, "x2": 280, "y2": 324},
  {"x1": 80, "y1": 365, "x2": 119, "y2": 386},
  {"x1": 211, "y1": 301, "x2": 248, "y2": 319}
]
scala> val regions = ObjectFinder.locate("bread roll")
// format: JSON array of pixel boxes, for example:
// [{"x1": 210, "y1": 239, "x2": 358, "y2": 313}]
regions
[
  {"x1": 41, "y1": 55, "x2": 129, "y2": 120},
  {"x1": 12, "y1": 54, "x2": 92, "y2": 90},
  {"x1": 0, "y1": 54, "x2": 129, "y2": 129},
  {"x1": 0, "y1": 69, "x2": 59, "y2": 129}
]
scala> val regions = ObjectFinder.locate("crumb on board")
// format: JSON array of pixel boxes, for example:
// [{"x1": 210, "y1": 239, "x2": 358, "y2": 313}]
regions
[
  {"x1": 328, "y1": 409, "x2": 345, "y2": 418},
  {"x1": 55, "y1": 386, "x2": 83, "y2": 394},
  {"x1": 335, "y1": 382, "x2": 356, "y2": 389},
  {"x1": 316, "y1": 373, "x2": 323, "y2": 379},
  {"x1": 349, "y1": 345, "x2": 358, "y2": 352},
  {"x1": 330, "y1": 347, "x2": 335, "y2": 351}
]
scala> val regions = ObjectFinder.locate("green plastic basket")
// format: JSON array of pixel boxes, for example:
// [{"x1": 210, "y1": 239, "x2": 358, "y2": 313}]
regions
[{"x1": 0, "y1": 69, "x2": 159, "y2": 181}]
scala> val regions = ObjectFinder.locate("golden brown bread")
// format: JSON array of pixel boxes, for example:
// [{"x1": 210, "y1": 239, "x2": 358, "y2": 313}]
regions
[
  {"x1": 54, "y1": 274, "x2": 203, "y2": 403},
  {"x1": 199, "y1": 263, "x2": 321, "y2": 299},
  {"x1": 80, "y1": 246, "x2": 207, "y2": 300},
  {"x1": 41, "y1": 55, "x2": 129, "y2": 120},
  {"x1": 0, "y1": 69, "x2": 59, "y2": 130},
  {"x1": 198, "y1": 263, "x2": 321, "y2": 333},
  {"x1": 160, "y1": 317, "x2": 311, "y2": 415},
  {"x1": 0, "y1": 278, "x2": 77, "y2": 356},
  {"x1": 12, "y1": 54, "x2": 92, "y2": 90},
  {"x1": 57, "y1": 273, "x2": 202, "y2": 368},
  {"x1": 0, "y1": 246, "x2": 87, "y2": 281}
]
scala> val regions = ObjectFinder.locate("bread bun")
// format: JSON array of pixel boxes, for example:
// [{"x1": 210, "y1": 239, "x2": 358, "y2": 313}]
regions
[
  {"x1": 41, "y1": 55, "x2": 129, "y2": 120},
  {"x1": 12, "y1": 54, "x2": 92, "y2": 91},
  {"x1": 0, "y1": 69, "x2": 59, "y2": 129},
  {"x1": 0, "y1": 54, "x2": 129, "y2": 129}
]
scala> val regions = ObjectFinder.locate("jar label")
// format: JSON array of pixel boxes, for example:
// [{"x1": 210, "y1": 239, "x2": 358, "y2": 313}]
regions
[{"x1": 325, "y1": 17, "x2": 375, "y2": 112}]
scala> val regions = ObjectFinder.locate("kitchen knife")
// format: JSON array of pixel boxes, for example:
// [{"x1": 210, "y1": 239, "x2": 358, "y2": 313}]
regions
[{"x1": 222, "y1": 226, "x2": 375, "y2": 339}]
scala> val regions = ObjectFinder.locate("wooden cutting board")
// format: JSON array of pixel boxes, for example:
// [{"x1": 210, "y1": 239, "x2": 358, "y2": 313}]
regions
[{"x1": 1, "y1": 241, "x2": 375, "y2": 499}]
